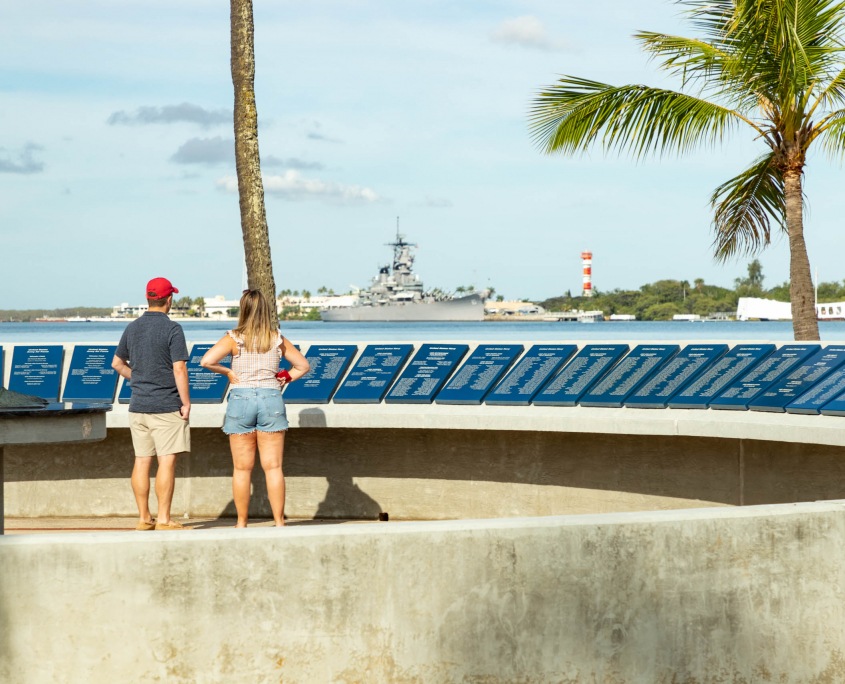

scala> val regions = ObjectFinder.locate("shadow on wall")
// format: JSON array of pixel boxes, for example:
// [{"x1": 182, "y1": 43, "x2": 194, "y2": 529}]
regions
[
  {"x1": 298, "y1": 409, "x2": 383, "y2": 519},
  {"x1": 315, "y1": 475, "x2": 382, "y2": 520},
  {"x1": 10, "y1": 424, "x2": 845, "y2": 508}
]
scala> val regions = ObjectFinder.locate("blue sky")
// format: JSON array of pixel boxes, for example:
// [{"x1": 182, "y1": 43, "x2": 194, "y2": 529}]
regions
[{"x1": 3, "y1": 0, "x2": 843, "y2": 309}]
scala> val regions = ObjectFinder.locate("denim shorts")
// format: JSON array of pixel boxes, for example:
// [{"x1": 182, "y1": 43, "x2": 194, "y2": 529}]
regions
[{"x1": 224, "y1": 388, "x2": 289, "y2": 435}]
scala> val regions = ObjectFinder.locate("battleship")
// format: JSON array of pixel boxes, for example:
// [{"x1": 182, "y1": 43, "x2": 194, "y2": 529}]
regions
[{"x1": 320, "y1": 230, "x2": 485, "y2": 322}]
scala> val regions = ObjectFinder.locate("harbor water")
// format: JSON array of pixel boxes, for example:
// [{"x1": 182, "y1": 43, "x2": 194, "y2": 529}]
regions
[{"x1": 2, "y1": 319, "x2": 845, "y2": 344}]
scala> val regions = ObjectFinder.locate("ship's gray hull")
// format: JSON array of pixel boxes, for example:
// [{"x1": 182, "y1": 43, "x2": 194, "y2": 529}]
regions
[{"x1": 321, "y1": 294, "x2": 484, "y2": 322}]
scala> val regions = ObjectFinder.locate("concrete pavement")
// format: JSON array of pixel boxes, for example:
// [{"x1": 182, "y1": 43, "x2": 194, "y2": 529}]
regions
[{"x1": 3, "y1": 516, "x2": 384, "y2": 534}]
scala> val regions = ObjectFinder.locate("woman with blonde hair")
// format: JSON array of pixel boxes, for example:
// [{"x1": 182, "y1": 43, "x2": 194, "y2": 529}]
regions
[{"x1": 201, "y1": 289, "x2": 310, "y2": 527}]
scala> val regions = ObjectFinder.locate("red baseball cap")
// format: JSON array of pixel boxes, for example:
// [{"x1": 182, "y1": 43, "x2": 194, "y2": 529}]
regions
[{"x1": 146, "y1": 277, "x2": 179, "y2": 299}]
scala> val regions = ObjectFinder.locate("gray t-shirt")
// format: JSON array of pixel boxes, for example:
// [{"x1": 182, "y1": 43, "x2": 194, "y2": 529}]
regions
[{"x1": 115, "y1": 312, "x2": 189, "y2": 413}]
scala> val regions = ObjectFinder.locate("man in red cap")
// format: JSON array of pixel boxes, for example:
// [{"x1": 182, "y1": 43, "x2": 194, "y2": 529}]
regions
[{"x1": 112, "y1": 277, "x2": 191, "y2": 531}]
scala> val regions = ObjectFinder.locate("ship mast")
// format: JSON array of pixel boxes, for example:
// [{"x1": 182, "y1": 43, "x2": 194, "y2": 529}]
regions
[{"x1": 387, "y1": 216, "x2": 417, "y2": 277}]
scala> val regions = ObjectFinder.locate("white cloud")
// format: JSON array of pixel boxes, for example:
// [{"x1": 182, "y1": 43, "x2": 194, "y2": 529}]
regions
[
  {"x1": 0, "y1": 143, "x2": 44, "y2": 174},
  {"x1": 216, "y1": 171, "x2": 380, "y2": 204},
  {"x1": 490, "y1": 15, "x2": 565, "y2": 51},
  {"x1": 108, "y1": 103, "x2": 231, "y2": 128},
  {"x1": 171, "y1": 137, "x2": 232, "y2": 165}
]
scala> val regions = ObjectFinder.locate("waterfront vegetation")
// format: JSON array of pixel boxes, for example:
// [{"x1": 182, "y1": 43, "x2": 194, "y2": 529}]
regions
[
  {"x1": 8, "y1": 262, "x2": 845, "y2": 323},
  {"x1": 541, "y1": 260, "x2": 845, "y2": 321}
]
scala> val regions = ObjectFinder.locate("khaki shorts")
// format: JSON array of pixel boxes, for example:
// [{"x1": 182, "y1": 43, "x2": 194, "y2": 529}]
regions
[{"x1": 129, "y1": 411, "x2": 191, "y2": 457}]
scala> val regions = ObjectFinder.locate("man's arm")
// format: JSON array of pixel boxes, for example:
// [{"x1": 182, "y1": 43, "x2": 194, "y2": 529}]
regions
[
  {"x1": 111, "y1": 355, "x2": 131, "y2": 380},
  {"x1": 173, "y1": 360, "x2": 191, "y2": 420}
]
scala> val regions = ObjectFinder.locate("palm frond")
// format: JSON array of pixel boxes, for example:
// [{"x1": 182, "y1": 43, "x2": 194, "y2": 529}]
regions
[
  {"x1": 809, "y1": 65, "x2": 845, "y2": 115},
  {"x1": 681, "y1": 0, "x2": 736, "y2": 46},
  {"x1": 729, "y1": 0, "x2": 845, "y2": 94},
  {"x1": 529, "y1": 77, "x2": 748, "y2": 159},
  {"x1": 813, "y1": 108, "x2": 845, "y2": 158},
  {"x1": 711, "y1": 152, "x2": 785, "y2": 261},
  {"x1": 635, "y1": 31, "x2": 731, "y2": 88}
]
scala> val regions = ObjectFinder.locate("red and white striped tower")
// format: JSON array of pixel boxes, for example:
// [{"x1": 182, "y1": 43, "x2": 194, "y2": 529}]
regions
[{"x1": 581, "y1": 251, "x2": 593, "y2": 297}]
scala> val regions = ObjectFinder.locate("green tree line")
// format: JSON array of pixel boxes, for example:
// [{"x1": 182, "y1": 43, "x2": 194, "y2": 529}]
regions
[{"x1": 540, "y1": 260, "x2": 845, "y2": 321}]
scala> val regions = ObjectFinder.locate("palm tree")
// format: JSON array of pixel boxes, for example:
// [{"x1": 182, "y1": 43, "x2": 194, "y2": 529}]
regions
[
  {"x1": 231, "y1": 0, "x2": 276, "y2": 311},
  {"x1": 529, "y1": 0, "x2": 845, "y2": 340}
]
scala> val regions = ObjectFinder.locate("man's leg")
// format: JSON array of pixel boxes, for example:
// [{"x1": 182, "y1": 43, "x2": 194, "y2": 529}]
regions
[
  {"x1": 257, "y1": 431, "x2": 286, "y2": 526},
  {"x1": 131, "y1": 456, "x2": 154, "y2": 523},
  {"x1": 154, "y1": 453, "x2": 177, "y2": 525},
  {"x1": 230, "y1": 433, "x2": 257, "y2": 527}
]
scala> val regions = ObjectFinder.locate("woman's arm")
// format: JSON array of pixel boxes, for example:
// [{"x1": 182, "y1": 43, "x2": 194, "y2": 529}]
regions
[
  {"x1": 280, "y1": 337, "x2": 311, "y2": 383},
  {"x1": 200, "y1": 335, "x2": 239, "y2": 383}
]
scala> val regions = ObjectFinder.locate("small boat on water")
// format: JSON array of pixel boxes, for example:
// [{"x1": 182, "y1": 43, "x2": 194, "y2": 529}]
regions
[{"x1": 321, "y1": 227, "x2": 485, "y2": 322}]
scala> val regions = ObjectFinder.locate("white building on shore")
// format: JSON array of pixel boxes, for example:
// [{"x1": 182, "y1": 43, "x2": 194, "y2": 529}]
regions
[
  {"x1": 112, "y1": 295, "x2": 240, "y2": 319},
  {"x1": 736, "y1": 297, "x2": 845, "y2": 321}
]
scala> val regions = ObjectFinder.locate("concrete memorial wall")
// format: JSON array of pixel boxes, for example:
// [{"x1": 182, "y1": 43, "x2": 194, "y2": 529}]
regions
[{"x1": 5, "y1": 338, "x2": 845, "y2": 520}]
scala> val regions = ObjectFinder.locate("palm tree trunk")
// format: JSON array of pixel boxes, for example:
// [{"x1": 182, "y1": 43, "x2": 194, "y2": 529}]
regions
[
  {"x1": 783, "y1": 169, "x2": 819, "y2": 340},
  {"x1": 230, "y1": 0, "x2": 277, "y2": 313}
]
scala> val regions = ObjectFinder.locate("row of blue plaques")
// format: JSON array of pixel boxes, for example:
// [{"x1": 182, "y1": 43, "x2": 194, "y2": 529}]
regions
[{"x1": 5, "y1": 342, "x2": 845, "y2": 414}]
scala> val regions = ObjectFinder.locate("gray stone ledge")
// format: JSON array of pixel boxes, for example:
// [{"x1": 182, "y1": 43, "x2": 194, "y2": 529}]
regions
[{"x1": 107, "y1": 401, "x2": 845, "y2": 447}]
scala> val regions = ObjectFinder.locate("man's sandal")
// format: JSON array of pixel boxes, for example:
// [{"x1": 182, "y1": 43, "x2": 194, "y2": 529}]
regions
[
  {"x1": 135, "y1": 519, "x2": 156, "y2": 531},
  {"x1": 154, "y1": 520, "x2": 189, "y2": 531}
]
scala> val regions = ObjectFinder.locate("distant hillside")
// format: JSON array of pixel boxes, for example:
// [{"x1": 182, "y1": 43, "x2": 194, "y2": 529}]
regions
[{"x1": 0, "y1": 308, "x2": 112, "y2": 323}]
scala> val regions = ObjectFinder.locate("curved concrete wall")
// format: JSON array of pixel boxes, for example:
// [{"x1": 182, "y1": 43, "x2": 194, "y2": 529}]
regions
[
  {"x1": 4, "y1": 338, "x2": 845, "y2": 520},
  {"x1": 8, "y1": 425, "x2": 845, "y2": 520},
  {"x1": 2, "y1": 501, "x2": 844, "y2": 683}
]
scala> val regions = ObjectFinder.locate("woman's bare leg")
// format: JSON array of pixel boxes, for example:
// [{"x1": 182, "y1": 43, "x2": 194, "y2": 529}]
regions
[
  {"x1": 230, "y1": 433, "x2": 257, "y2": 527},
  {"x1": 257, "y1": 431, "x2": 286, "y2": 526}
]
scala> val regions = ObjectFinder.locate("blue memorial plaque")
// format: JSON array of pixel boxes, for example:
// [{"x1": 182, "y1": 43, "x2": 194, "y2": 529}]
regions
[
  {"x1": 118, "y1": 344, "x2": 230, "y2": 405},
  {"x1": 9, "y1": 345, "x2": 64, "y2": 401},
  {"x1": 284, "y1": 345, "x2": 358, "y2": 404},
  {"x1": 275, "y1": 343, "x2": 301, "y2": 372},
  {"x1": 748, "y1": 345, "x2": 845, "y2": 413},
  {"x1": 186, "y1": 343, "x2": 231, "y2": 404},
  {"x1": 61, "y1": 345, "x2": 119, "y2": 403},
  {"x1": 532, "y1": 345, "x2": 629, "y2": 407},
  {"x1": 821, "y1": 393, "x2": 845, "y2": 415},
  {"x1": 667, "y1": 344, "x2": 776, "y2": 409},
  {"x1": 579, "y1": 345, "x2": 680, "y2": 408},
  {"x1": 435, "y1": 344, "x2": 524, "y2": 405},
  {"x1": 819, "y1": 371, "x2": 845, "y2": 416},
  {"x1": 117, "y1": 376, "x2": 132, "y2": 404},
  {"x1": 787, "y1": 366, "x2": 845, "y2": 415},
  {"x1": 709, "y1": 344, "x2": 820, "y2": 411},
  {"x1": 333, "y1": 344, "x2": 414, "y2": 404},
  {"x1": 485, "y1": 345, "x2": 578, "y2": 406},
  {"x1": 385, "y1": 344, "x2": 469, "y2": 404},
  {"x1": 624, "y1": 344, "x2": 728, "y2": 409}
]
